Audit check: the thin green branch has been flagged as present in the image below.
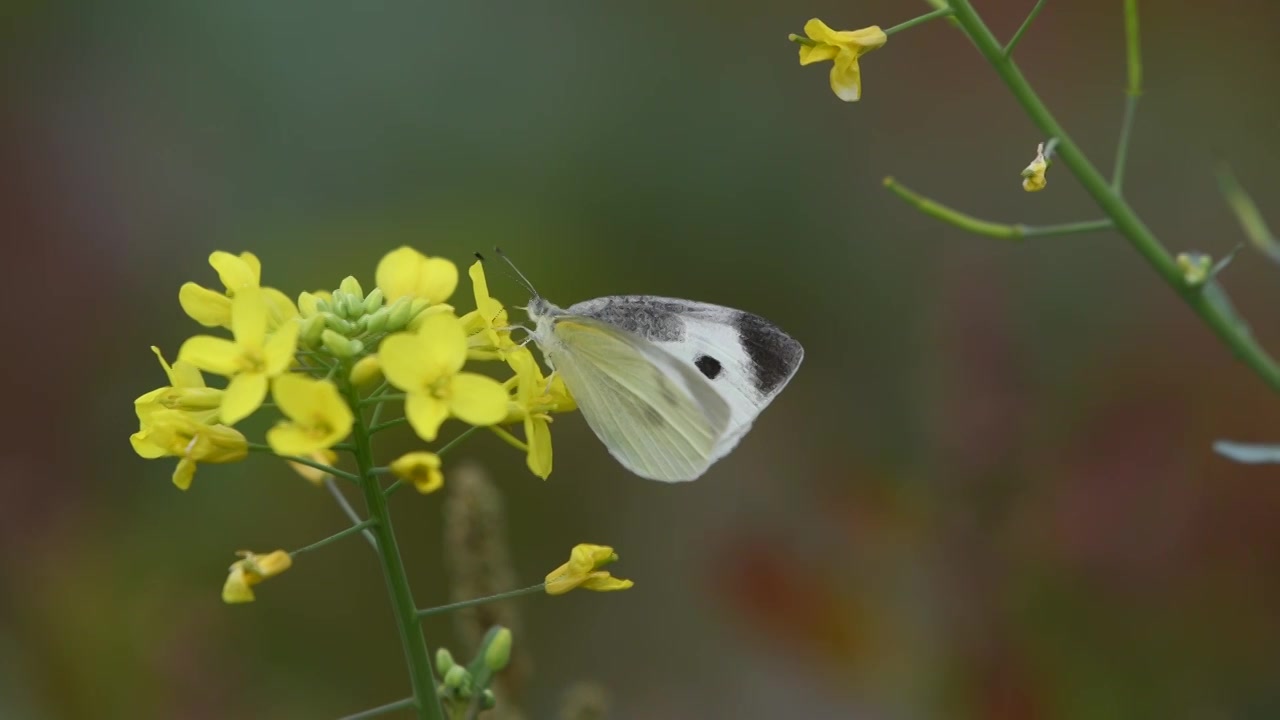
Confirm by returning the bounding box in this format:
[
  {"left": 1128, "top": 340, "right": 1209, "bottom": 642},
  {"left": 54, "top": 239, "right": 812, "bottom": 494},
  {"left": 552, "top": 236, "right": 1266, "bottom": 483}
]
[
  {"left": 246, "top": 444, "right": 361, "bottom": 484},
  {"left": 371, "top": 417, "right": 410, "bottom": 434},
  {"left": 883, "top": 177, "right": 1113, "bottom": 240},
  {"left": 883, "top": 6, "right": 954, "bottom": 36},
  {"left": 343, "top": 377, "right": 444, "bottom": 720},
  {"left": 290, "top": 519, "right": 376, "bottom": 558},
  {"left": 1217, "top": 165, "right": 1280, "bottom": 264},
  {"left": 325, "top": 477, "right": 378, "bottom": 549},
  {"left": 362, "top": 393, "right": 405, "bottom": 406},
  {"left": 338, "top": 697, "right": 416, "bottom": 720},
  {"left": 943, "top": 0, "right": 1280, "bottom": 393},
  {"left": 488, "top": 425, "right": 527, "bottom": 452},
  {"left": 1003, "top": 0, "right": 1048, "bottom": 58},
  {"left": 1112, "top": 0, "right": 1142, "bottom": 191},
  {"left": 417, "top": 584, "right": 546, "bottom": 619}
]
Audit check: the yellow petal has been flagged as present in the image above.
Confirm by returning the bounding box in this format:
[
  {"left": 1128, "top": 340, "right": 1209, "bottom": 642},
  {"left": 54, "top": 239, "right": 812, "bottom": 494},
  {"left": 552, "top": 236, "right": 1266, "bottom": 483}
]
[
  {"left": 579, "top": 574, "right": 634, "bottom": 592},
  {"left": 419, "top": 257, "right": 459, "bottom": 304},
  {"left": 389, "top": 451, "right": 444, "bottom": 494},
  {"left": 231, "top": 287, "right": 268, "bottom": 350},
  {"left": 447, "top": 373, "right": 510, "bottom": 427},
  {"left": 262, "top": 320, "right": 300, "bottom": 375},
  {"left": 525, "top": 416, "right": 552, "bottom": 479},
  {"left": 262, "top": 287, "right": 300, "bottom": 330},
  {"left": 829, "top": 52, "right": 863, "bottom": 102},
  {"left": 172, "top": 457, "right": 197, "bottom": 490},
  {"left": 239, "top": 252, "right": 262, "bottom": 283},
  {"left": 130, "top": 429, "right": 167, "bottom": 459},
  {"left": 468, "top": 260, "right": 492, "bottom": 305},
  {"left": 178, "top": 336, "right": 242, "bottom": 376},
  {"left": 289, "top": 449, "right": 338, "bottom": 485},
  {"left": 179, "top": 283, "right": 232, "bottom": 328},
  {"left": 221, "top": 372, "right": 269, "bottom": 425},
  {"left": 803, "top": 17, "right": 839, "bottom": 45},
  {"left": 209, "top": 251, "right": 260, "bottom": 292},
  {"left": 267, "top": 422, "right": 325, "bottom": 456},
  {"left": 376, "top": 247, "right": 458, "bottom": 304},
  {"left": 405, "top": 392, "right": 450, "bottom": 441},
  {"left": 350, "top": 355, "right": 382, "bottom": 386},
  {"left": 799, "top": 43, "right": 839, "bottom": 65},
  {"left": 222, "top": 566, "right": 255, "bottom": 602},
  {"left": 379, "top": 332, "right": 431, "bottom": 391},
  {"left": 414, "top": 313, "right": 469, "bottom": 378}
]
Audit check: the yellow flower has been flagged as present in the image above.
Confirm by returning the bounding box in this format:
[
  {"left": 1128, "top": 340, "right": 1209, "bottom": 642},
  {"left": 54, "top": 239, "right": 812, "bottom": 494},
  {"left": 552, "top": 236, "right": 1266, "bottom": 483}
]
[
  {"left": 130, "top": 409, "right": 247, "bottom": 490},
  {"left": 376, "top": 246, "right": 459, "bottom": 305},
  {"left": 349, "top": 355, "right": 382, "bottom": 386},
  {"left": 134, "top": 346, "right": 223, "bottom": 426},
  {"left": 795, "top": 19, "right": 886, "bottom": 102},
  {"left": 289, "top": 449, "right": 340, "bottom": 485},
  {"left": 503, "top": 346, "right": 575, "bottom": 479},
  {"left": 179, "top": 251, "right": 298, "bottom": 329},
  {"left": 545, "top": 544, "right": 634, "bottom": 595},
  {"left": 379, "top": 313, "right": 508, "bottom": 441},
  {"left": 460, "top": 261, "right": 516, "bottom": 360},
  {"left": 222, "top": 550, "right": 292, "bottom": 604},
  {"left": 178, "top": 287, "right": 300, "bottom": 425},
  {"left": 389, "top": 451, "right": 445, "bottom": 494},
  {"left": 1022, "top": 142, "right": 1049, "bottom": 192},
  {"left": 266, "top": 375, "right": 354, "bottom": 456}
]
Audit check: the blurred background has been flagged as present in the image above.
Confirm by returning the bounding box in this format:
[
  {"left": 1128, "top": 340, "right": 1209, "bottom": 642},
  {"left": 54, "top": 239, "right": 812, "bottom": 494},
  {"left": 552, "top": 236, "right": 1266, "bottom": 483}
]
[{"left": 6, "top": 0, "right": 1280, "bottom": 717}]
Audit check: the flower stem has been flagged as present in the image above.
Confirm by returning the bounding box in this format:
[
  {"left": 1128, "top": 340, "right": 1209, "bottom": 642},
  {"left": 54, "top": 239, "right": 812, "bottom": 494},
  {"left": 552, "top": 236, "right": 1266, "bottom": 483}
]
[
  {"left": 290, "top": 519, "right": 376, "bottom": 557},
  {"left": 339, "top": 697, "right": 416, "bottom": 720},
  {"left": 246, "top": 444, "right": 361, "bottom": 484},
  {"left": 1002, "top": 0, "right": 1048, "bottom": 58},
  {"left": 883, "top": 6, "right": 954, "bottom": 36},
  {"left": 1111, "top": 0, "right": 1142, "bottom": 191},
  {"left": 342, "top": 377, "right": 444, "bottom": 720},
  {"left": 943, "top": 0, "right": 1280, "bottom": 393},
  {"left": 325, "top": 477, "right": 378, "bottom": 549},
  {"left": 416, "top": 584, "right": 546, "bottom": 619},
  {"left": 883, "top": 176, "right": 1112, "bottom": 240}
]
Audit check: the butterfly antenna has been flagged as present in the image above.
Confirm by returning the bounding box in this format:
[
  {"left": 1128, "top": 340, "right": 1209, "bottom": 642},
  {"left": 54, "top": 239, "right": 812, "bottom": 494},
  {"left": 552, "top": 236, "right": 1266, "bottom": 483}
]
[{"left": 486, "top": 246, "right": 540, "bottom": 298}]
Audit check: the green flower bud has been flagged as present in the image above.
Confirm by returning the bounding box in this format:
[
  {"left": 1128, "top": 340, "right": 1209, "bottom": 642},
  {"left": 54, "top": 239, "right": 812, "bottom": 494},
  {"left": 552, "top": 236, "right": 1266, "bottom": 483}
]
[
  {"left": 300, "top": 315, "right": 326, "bottom": 347},
  {"left": 321, "top": 329, "right": 358, "bottom": 358},
  {"left": 435, "top": 648, "right": 456, "bottom": 674},
  {"left": 482, "top": 689, "right": 496, "bottom": 709},
  {"left": 483, "top": 627, "right": 512, "bottom": 673},
  {"left": 386, "top": 297, "right": 413, "bottom": 330},
  {"left": 339, "top": 275, "right": 364, "bottom": 303},
  {"left": 364, "top": 307, "right": 389, "bottom": 334},
  {"left": 409, "top": 297, "right": 431, "bottom": 318},
  {"left": 362, "top": 287, "right": 384, "bottom": 314},
  {"left": 324, "top": 314, "right": 355, "bottom": 335},
  {"left": 329, "top": 290, "right": 351, "bottom": 317},
  {"left": 443, "top": 665, "right": 471, "bottom": 695},
  {"left": 347, "top": 339, "right": 365, "bottom": 356},
  {"left": 1177, "top": 252, "right": 1213, "bottom": 287}
]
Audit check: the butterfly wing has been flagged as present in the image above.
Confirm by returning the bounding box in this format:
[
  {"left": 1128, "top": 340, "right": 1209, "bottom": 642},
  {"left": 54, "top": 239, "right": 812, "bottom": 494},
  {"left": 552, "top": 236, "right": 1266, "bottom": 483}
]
[
  {"left": 544, "top": 317, "right": 732, "bottom": 482},
  {"left": 564, "top": 296, "right": 804, "bottom": 459}
]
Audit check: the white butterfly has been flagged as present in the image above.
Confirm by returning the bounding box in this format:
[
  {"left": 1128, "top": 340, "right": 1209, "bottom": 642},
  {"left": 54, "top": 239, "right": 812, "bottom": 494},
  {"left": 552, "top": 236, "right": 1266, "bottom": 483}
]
[{"left": 495, "top": 253, "right": 804, "bottom": 482}]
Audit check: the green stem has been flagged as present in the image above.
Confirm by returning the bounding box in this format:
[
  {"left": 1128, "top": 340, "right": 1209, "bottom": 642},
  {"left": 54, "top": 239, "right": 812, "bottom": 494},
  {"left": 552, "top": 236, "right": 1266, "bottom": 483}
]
[
  {"left": 488, "top": 425, "right": 527, "bottom": 452},
  {"left": 291, "top": 519, "right": 376, "bottom": 557},
  {"left": 339, "top": 697, "right": 416, "bottom": 720},
  {"left": 384, "top": 426, "right": 483, "bottom": 498},
  {"left": 371, "top": 417, "right": 410, "bottom": 434},
  {"left": 1112, "top": 0, "right": 1142, "bottom": 191},
  {"left": 417, "top": 584, "right": 546, "bottom": 618},
  {"left": 1003, "top": 0, "right": 1048, "bottom": 58},
  {"left": 246, "top": 444, "right": 361, "bottom": 484},
  {"left": 325, "top": 477, "right": 378, "bottom": 549},
  {"left": 883, "top": 176, "right": 1112, "bottom": 240},
  {"left": 944, "top": 0, "right": 1280, "bottom": 393},
  {"left": 363, "top": 393, "right": 406, "bottom": 406},
  {"left": 343, "top": 377, "right": 444, "bottom": 720},
  {"left": 883, "top": 6, "right": 954, "bottom": 36}
]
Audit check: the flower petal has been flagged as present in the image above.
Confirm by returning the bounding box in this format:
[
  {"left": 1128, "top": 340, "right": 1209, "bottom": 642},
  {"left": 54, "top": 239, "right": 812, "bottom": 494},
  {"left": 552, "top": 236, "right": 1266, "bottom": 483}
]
[
  {"left": 263, "top": 287, "right": 300, "bottom": 329},
  {"left": 379, "top": 332, "right": 430, "bottom": 391},
  {"left": 448, "top": 373, "right": 510, "bottom": 427},
  {"left": 803, "top": 17, "right": 839, "bottom": 45},
  {"left": 419, "top": 257, "right": 459, "bottom": 304},
  {"left": 415, "top": 313, "right": 468, "bottom": 377},
  {"left": 222, "top": 566, "right": 255, "bottom": 603},
  {"left": 580, "top": 574, "right": 635, "bottom": 592},
  {"left": 231, "top": 287, "right": 268, "bottom": 350},
  {"left": 172, "top": 457, "right": 197, "bottom": 490},
  {"left": 799, "top": 43, "right": 839, "bottom": 65},
  {"left": 405, "top": 392, "right": 450, "bottom": 441},
  {"left": 210, "top": 251, "right": 260, "bottom": 292},
  {"left": 130, "top": 429, "right": 168, "bottom": 459},
  {"left": 262, "top": 320, "right": 300, "bottom": 375},
  {"left": 525, "top": 416, "right": 552, "bottom": 479},
  {"left": 222, "top": 372, "right": 268, "bottom": 425},
  {"left": 829, "top": 52, "right": 863, "bottom": 102},
  {"left": 267, "top": 422, "right": 323, "bottom": 456},
  {"left": 179, "top": 283, "right": 233, "bottom": 328},
  {"left": 178, "top": 336, "right": 242, "bottom": 376}
]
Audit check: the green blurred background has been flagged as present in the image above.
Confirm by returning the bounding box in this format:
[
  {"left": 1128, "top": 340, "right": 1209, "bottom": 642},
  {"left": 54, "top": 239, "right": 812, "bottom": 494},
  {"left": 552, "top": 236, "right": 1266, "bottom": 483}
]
[{"left": 6, "top": 0, "right": 1280, "bottom": 717}]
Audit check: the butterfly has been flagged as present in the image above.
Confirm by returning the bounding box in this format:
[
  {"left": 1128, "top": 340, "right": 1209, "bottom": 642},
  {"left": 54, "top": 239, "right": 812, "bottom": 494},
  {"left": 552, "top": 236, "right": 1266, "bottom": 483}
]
[{"left": 490, "top": 251, "right": 804, "bottom": 482}]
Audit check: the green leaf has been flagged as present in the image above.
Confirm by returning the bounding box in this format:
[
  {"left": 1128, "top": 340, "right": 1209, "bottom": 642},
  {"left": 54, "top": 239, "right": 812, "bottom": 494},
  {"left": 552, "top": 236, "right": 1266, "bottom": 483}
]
[{"left": 1213, "top": 440, "right": 1280, "bottom": 464}]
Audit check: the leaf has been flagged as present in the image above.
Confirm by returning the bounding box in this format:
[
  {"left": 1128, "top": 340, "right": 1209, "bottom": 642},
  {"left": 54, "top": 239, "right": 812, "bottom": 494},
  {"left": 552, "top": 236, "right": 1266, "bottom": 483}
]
[{"left": 1213, "top": 440, "right": 1280, "bottom": 464}]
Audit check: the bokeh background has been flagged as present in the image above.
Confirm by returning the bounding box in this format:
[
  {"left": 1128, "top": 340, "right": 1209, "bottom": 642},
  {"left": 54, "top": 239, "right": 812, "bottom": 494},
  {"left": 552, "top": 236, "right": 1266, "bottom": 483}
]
[{"left": 6, "top": 0, "right": 1280, "bottom": 717}]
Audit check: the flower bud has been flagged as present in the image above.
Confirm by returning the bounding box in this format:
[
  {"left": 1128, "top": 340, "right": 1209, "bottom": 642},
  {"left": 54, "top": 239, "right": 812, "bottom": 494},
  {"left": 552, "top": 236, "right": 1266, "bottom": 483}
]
[
  {"left": 324, "top": 314, "right": 355, "bottom": 335},
  {"left": 349, "top": 355, "right": 381, "bottom": 386},
  {"left": 443, "top": 665, "right": 470, "bottom": 694},
  {"left": 300, "top": 315, "right": 326, "bottom": 347},
  {"left": 1177, "top": 252, "right": 1213, "bottom": 287},
  {"left": 483, "top": 627, "right": 512, "bottom": 673},
  {"left": 339, "top": 275, "right": 364, "bottom": 303},
  {"left": 386, "top": 297, "right": 413, "bottom": 330},
  {"left": 362, "top": 287, "right": 384, "bottom": 314},
  {"left": 364, "top": 308, "right": 389, "bottom": 335},
  {"left": 322, "top": 329, "right": 358, "bottom": 358},
  {"left": 481, "top": 689, "right": 496, "bottom": 709},
  {"left": 435, "top": 648, "right": 456, "bottom": 674}
]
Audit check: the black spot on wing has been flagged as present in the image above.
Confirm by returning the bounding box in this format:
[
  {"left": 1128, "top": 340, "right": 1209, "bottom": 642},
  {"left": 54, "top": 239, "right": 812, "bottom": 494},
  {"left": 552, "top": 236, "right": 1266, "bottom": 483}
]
[
  {"left": 733, "top": 311, "right": 803, "bottom": 395},
  {"left": 694, "top": 354, "right": 722, "bottom": 379},
  {"left": 575, "top": 298, "right": 686, "bottom": 342}
]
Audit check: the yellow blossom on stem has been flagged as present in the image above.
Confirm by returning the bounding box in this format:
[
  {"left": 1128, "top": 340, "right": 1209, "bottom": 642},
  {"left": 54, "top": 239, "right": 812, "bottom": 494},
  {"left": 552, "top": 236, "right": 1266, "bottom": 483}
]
[
  {"left": 1022, "top": 142, "right": 1050, "bottom": 192},
  {"left": 222, "top": 550, "right": 292, "bottom": 604},
  {"left": 503, "top": 346, "right": 575, "bottom": 479},
  {"left": 289, "top": 449, "right": 339, "bottom": 485},
  {"left": 376, "top": 246, "right": 459, "bottom": 305},
  {"left": 134, "top": 346, "right": 223, "bottom": 426},
  {"left": 130, "top": 409, "right": 247, "bottom": 490},
  {"left": 545, "top": 544, "right": 634, "bottom": 595},
  {"left": 389, "top": 451, "right": 445, "bottom": 494},
  {"left": 794, "top": 19, "right": 887, "bottom": 102},
  {"left": 178, "top": 287, "right": 300, "bottom": 425},
  {"left": 266, "top": 375, "right": 354, "bottom": 456},
  {"left": 179, "top": 251, "right": 298, "bottom": 329},
  {"left": 460, "top": 260, "right": 516, "bottom": 359},
  {"left": 379, "top": 313, "right": 508, "bottom": 441}
]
